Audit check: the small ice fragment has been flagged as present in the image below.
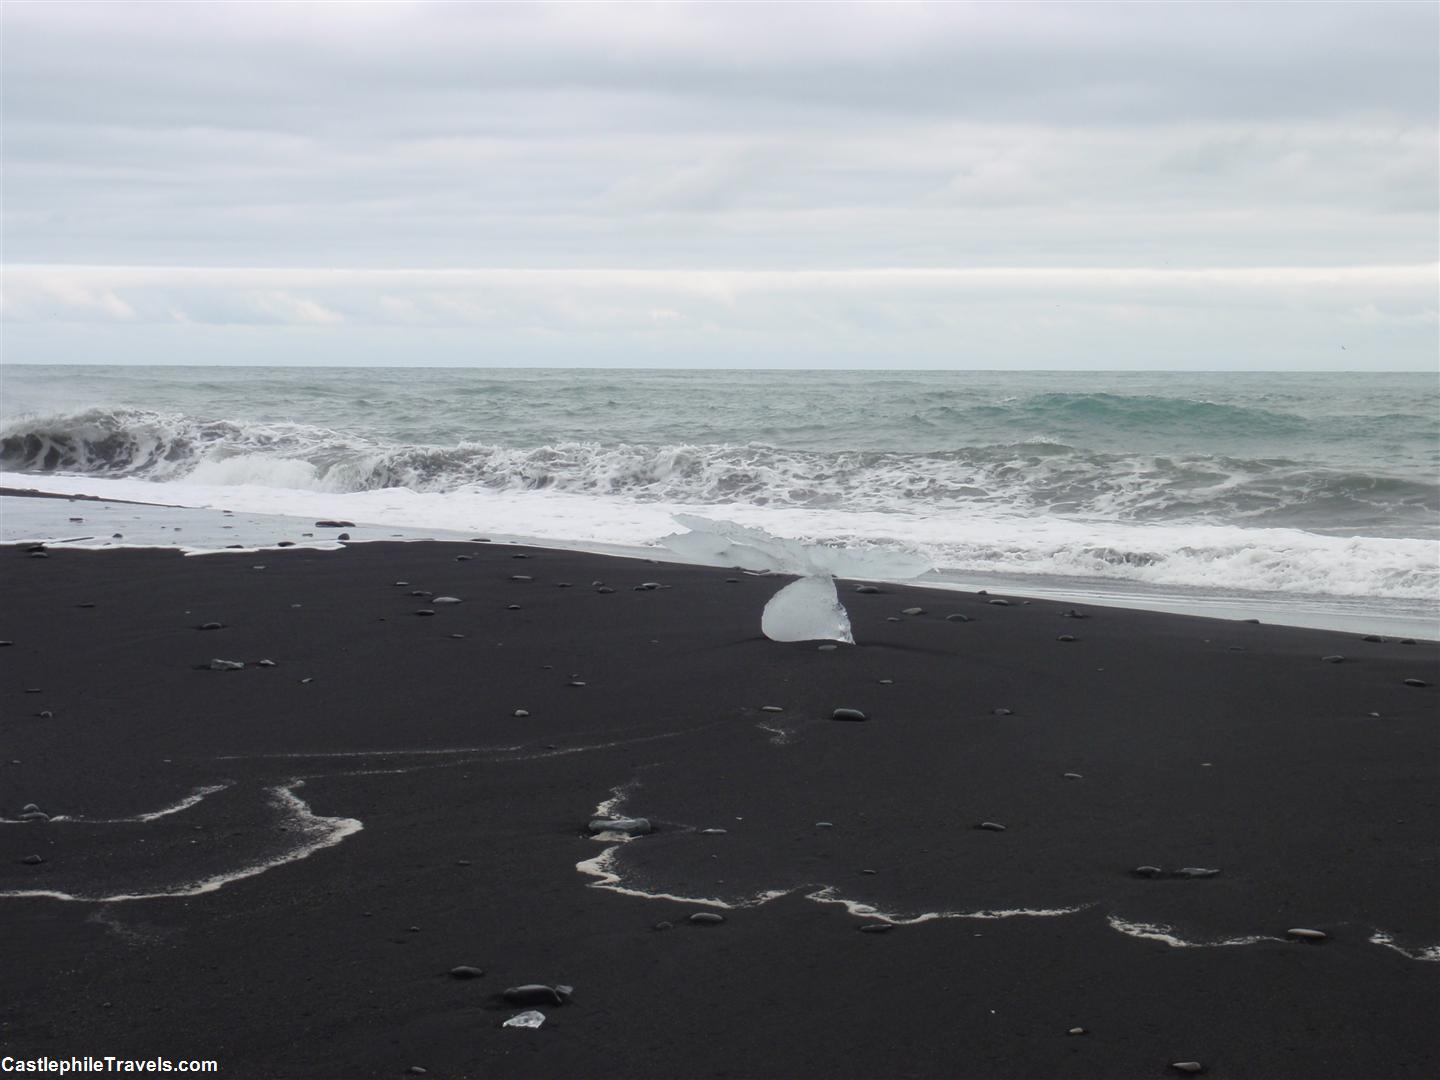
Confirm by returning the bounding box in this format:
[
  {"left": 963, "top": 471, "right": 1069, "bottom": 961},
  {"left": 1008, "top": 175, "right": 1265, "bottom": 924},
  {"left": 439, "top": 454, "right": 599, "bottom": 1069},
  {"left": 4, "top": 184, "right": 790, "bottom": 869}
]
[
  {"left": 762, "top": 576, "right": 853, "bottom": 644},
  {"left": 502, "top": 1010, "right": 545, "bottom": 1029}
]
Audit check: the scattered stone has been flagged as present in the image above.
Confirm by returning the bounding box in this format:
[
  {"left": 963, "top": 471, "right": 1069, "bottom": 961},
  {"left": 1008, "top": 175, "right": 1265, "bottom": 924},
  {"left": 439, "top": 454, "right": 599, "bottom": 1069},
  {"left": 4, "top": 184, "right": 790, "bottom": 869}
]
[
  {"left": 199, "top": 622, "right": 225, "bottom": 631},
  {"left": 432, "top": 596, "right": 462, "bottom": 604},
  {"left": 596, "top": 586, "right": 615, "bottom": 593},
  {"left": 507, "top": 604, "right": 521, "bottom": 610},
  {"left": 652, "top": 921, "right": 673, "bottom": 931},
  {"left": 208, "top": 659, "right": 245, "bottom": 671},
  {"left": 588, "top": 816, "right": 652, "bottom": 836},
  {"left": 504, "top": 984, "right": 565, "bottom": 1006},
  {"left": 394, "top": 581, "right": 410, "bottom": 587},
  {"left": 21, "top": 811, "right": 49, "bottom": 822},
  {"left": 1067, "top": 1027, "right": 1087, "bottom": 1036},
  {"left": 0, "top": 641, "right": 11, "bottom": 647},
  {"left": 977, "top": 821, "right": 1007, "bottom": 832},
  {"left": 37, "top": 711, "right": 53, "bottom": 719},
  {"left": 449, "top": 966, "right": 485, "bottom": 979},
  {"left": 818, "top": 644, "right": 838, "bottom": 651},
  {"left": 1322, "top": 655, "right": 1345, "bottom": 663},
  {"left": 944, "top": 613, "right": 971, "bottom": 622},
  {"left": 1400, "top": 638, "right": 1416, "bottom": 645},
  {"left": 414, "top": 610, "right": 436, "bottom": 617},
  {"left": 700, "top": 828, "right": 728, "bottom": 835},
  {"left": 555, "top": 582, "right": 571, "bottom": 588},
  {"left": 992, "top": 708, "right": 1013, "bottom": 716},
  {"left": 511, "top": 575, "right": 532, "bottom": 582},
  {"left": 901, "top": 607, "right": 925, "bottom": 616},
  {"left": 1361, "top": 635, "right": 1385, "bottom": 643},
  {"left": 21, "top": 854, "right": 44, "bottom": 865},
  {"left": 1060, "top": 610, "right": 1088, "bottom": 619},
  {"left": 1062, "top": 772, "right": 1083, "bottom": 780},
  {"left": 878, "top": 678, "right": 893, "bottom": 685},
  {"left": 987, "top": 598, "right": 1012, "bottom": 606},
  {"left": 276, "top": 541, "right": 295, "bottom": 548},
  {"left": 315, "top": 520, "right": 355, "bottom": 528},
  {"left": 1057, "top": 634, "right": 1076, "bottom": 642},
  {"left": 831, "top": 708, "right": 868, "bottom": 721},
  {"left": 409, "top": 590, "right": 433, "bottom": 597},
  {"left": 339, "top": 533, "right": 351, "bottom": 541},
  {"left": 760, "top": 705, "right": 784, "bottom": 712},
  {"left": 688, "top": 912, "right": 725, "bottom": 926},
  {"left": 1131, "top": 866, "right": 1165, "bottom": 878},
  {"left": 1171, "top": 867, "right": 1221, "bottom": 879},
  {"left": 1169, "top": 1063, "right": 1204, "bottom": 1075},
  {"left": 257, "top": 659, "right": 277, "bottom": 667},
  {"left": 513, "top": 709, "right": 530, "bottom": 718},
  {"left": 1286, "top": 927, "right": 1329, "bottom": 941},
  {"left": 885, "top": 617, "right": 899, "bottom": 622},
  {"left": 1402, "top": 678, "right": 1428, "bottom": 687},
  {"left": 857, "top": 923, "right": 892, "bottom": 934},
  {"left": 854, "top": 585, "right": 880, "bottom": 594}
]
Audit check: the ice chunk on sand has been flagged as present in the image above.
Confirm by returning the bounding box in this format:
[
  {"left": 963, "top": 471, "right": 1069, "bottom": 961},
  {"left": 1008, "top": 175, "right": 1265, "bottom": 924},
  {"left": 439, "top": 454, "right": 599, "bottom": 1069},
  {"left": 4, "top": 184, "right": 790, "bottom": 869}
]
[
  {"left": 661, "top": 516, "right": 930, "bottom": 644},
  {"left": 762, "top": 575, "right": 854, "bottom": 644}
]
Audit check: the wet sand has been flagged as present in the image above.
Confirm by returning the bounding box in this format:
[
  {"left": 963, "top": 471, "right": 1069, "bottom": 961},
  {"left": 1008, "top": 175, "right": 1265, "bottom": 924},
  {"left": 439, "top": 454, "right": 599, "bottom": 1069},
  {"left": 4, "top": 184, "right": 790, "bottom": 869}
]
[{"left": 1, "top": 536, "right": 1436, "bottom": 1078}]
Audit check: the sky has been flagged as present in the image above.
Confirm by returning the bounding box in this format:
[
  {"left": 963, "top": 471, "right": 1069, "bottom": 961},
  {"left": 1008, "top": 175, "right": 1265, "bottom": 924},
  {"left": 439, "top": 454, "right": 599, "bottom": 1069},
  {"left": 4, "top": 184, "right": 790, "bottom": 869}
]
[{"left": 2, "top": 0, "right": 1436, "bottom": 370}]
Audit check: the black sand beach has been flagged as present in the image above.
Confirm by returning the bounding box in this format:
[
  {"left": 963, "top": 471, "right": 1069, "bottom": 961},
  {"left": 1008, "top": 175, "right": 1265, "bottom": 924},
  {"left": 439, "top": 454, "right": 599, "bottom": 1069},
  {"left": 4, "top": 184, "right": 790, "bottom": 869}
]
[{"left": 2, "top": 528, "right": 1436, "bottom": 1079}]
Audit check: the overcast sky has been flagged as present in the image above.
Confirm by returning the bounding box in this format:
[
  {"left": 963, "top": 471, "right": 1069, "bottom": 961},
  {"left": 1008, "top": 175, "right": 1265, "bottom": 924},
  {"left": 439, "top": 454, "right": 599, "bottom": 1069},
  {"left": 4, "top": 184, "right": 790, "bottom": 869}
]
[{"left": 2, "top": 0, "right": 1436, "bottom": 369}]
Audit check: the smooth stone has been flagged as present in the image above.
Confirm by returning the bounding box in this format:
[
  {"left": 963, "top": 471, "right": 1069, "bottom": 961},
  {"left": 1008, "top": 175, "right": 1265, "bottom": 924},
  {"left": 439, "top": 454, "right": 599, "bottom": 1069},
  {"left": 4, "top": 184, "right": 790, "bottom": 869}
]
[
  {"left": 901, "top": 607, "right": 924, "bottom": 615},
  {"left": 878, "top": 678, "right": 893, "bottom": 685},
  {"left": 21, "top": 811, "right": 49, "bottom": 822},
  {"left": 725, "top": 578, "right": 739, "bottom": 584},
  {"left": 977, "top": 821, "right": 1007, "bottom": 831},
  {"left": 1067, "top": 1027, "right": 1087, "bottom": 1036},
  {"left": 1361, "top": 635, "right": 1384, "bottom": 643},
  {"left": 817, "top": 644, "right": 838, "bottom": 651},
  {"left": 1171, "top": 867, "right": 1221, "bottom": 878},
  {"left": 432, "top": 596, "right": 462, "bottom": 604},
  {"left": 208, "top": 659, "right": 244, "bottom": 671},
  {"left": 688, "top": 912, "right": 725, "bottom": 925},
  {"left": 414, "top": 610, "right": 436, "bottom": 617},
  {"left": 513, "top": 709, "right": 530, "bottom": 718},
  {"left": 653, "top": 921, "right": 673, "bottom": 931},
  {"left": 1057, "top": 634, "right": 1076, "bottom": 642},
  {"left": 77, "top": 602, "right": 95, "bottom": 608},
  {"left": 1287, "top": 927, "right": 1329, "bottom": 941},
  {"left": 340, "top": 534, "right": 352, "bottom": 541},
  {"left": 555, "top": 582, "right": 571, "bottom": 588},
  {"left": 987, "top": 598, "right": 1012, "bottom": 606},
  {"left": 1131, "top": 865, "right": 1165, "bottom": 878},
  {"left": 885, "top": 617, "right": 900, "bottom": 622},
  {"left": 857, "top": 923, "right": 892, "bottom": 933},
  {"left": 22, "top": 854, "right": 44, "bottom": 865},
  {"left": 700, "top": 828, "right": 728, "bottom": 835},
  {"left": 199, "top": 622, "right": 225, "bottom": 630},
  {"left": 24, "top": 688, "right": 41, "bottom": 693},
  {"left": 854, "top": 585, "right": 880, "bottom": 594},
  {"left": 760, "top": 705, "right": 784, "bottom": 712},
  {"left": 449, "top": 966, "right": 485, "bottom": 979},
  {"left": 0, "top": 641, "right": 11, "bottom": 647},
  {"left": 859, "top": 868, "right": 877, "bottom": 875},
  {"left": 815, "top": 822, "right": 834, "bottom": 828},
  {"left": 1321, "top": 655, "right": 1345, "bottom": 663},
  {"left": 511, "top": 553, "right": 530, "bottom": 558},
  {"left": 29, "top": 552, "right": 48, "bottom": 559},
  {"left": 503, "top": 985, "right": 564, "bottom": 1006},
  {"left": 22, "top": 804, "right": 39, "bottom": 813},
  {"left": 408, "top": 1068, "right": 428, "bottom": 1075},
  {"left": 511, "top": 575, "right": 532, "bottom": 582},
  {"left": 276, "top": 541, "right": 295, "bottom": 547},
  {"left": 409, "top": 590, "right": 433, "bottom": 597},
  {"left": 315, "top": 520, "right": 355, "bottom": 528},
  {"left": 639, "top": 582, "right": 661, "bottom": 590},
  {"left": 944, "top": 614, "right": 971, "bottom": 622},
  {"left": 588, "top": 816, "right": 651, "bottom": 836},
  {"left": 1169, "top": 1064, "right": 1204, "bottom": 1075},
  {"left": 1402, "top": 678, "right": 1428, "bottom": 687},
  {"left": 394, "top": 581, "right": 410, "bottom": 586},
  {"left": 596, "top": 586, "right": 615, "bottom": 593},
  {"left": 507, "top": 604, "right": 521, "bottom": 610},
  {"left": 1062, "top": 772, "right": 1083, "bottom": 779},
  {"left": 37, "top": 711, "right": 53, "bottom": 719},
  {"left": 449, "top": 633, "right": 465, "bottom": 639},
  {"left": 992, "top": 708, "right": 1013, "bottom": 716},
  {"left": 831, "top": 708, "right": 868, "bottom": 721},
  {"left": 567, "top": 680, "right": 586, "bottom": 686},
  {"left": 257, "top": 659, "right": 277, "bottom": 667},
  {"left": 1060, "top": 610, "right": 1088, "bottom": 619}
]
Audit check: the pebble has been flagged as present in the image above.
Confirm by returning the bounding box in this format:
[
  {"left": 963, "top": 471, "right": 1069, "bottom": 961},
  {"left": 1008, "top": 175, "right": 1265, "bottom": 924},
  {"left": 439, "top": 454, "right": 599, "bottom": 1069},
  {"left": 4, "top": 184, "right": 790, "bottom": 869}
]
[
  {"left": 276, "top": 541, "right": 295, "bottom": 547},
  {"left": 1131, "top": 866, "right": 1165, "bottom": 878},
  {"left": 1402, "top": 678, "right": 1428, "bottom": 687},
  {"left": 885, "top": 617, "right": 900, "bottom": 622},
  {"left": 653, "top": 921, "right": 674, "bottom": 931},
  {"left": 688, "top": 912, "right": 725, "bottom": 925},
  {"left": 945, "top": 613, "right": 971, "bottom": 622},
  {"left": 992, "top": 708, "right": 1013, "bottom": 716},
  {"left": 21, "top": 811, "right": 49, "bottom": 822},
  {"left": 507, "top": 604, "right": 521, "bottom": 610},
  {"left": 1067, "top": 1027, "right": 1087, "bottom": 1036},
  {"left": 503, "top": 985, "right": 566, "bottom": 1006},
  {"left": 588, "top": 816, "right": 651, "bottom": 836},
  {"left": 394, "top": 581, "right": 410, "bottom": 586},
  {"left": 407, "top": 1068, "right": 427, "bottom": 1076},
  {"left": 513, "top": 709, "right": 530, "bottom": 718},
  {"left": 901, "top": 607, "right": 924, "bottom": 615},
  {"left": 37, "top": 711, "right": 53, "bottom": 719},
  {"left": 409, "top": 590, "right": 433, "bottom": 597},
  {"left": 1171, "top": 867, "right": 1221, "bottom": 878},
  {"left": 1060, "top": 610, "right": 1088, "bottom": 619},
  {"left": 511, "top": 553, "right": 531, "bottom": 559},
  {"left": 340, "top": 534, "right": 352, "bottom": 541},
  {"left": 854, "top": 585, "right": 880, "bottom": 594},
  {"left": 208, "top": 659, "right": 245, "bottom": 671},
  {"left": 432, "top": 596, "right": 462, "bottom": 604},
  {"left": 199, "top": 622, "right": 225, "bottom": 631},
  {"left": 857, "top": 923, "right": 892, "bottom": 934},
  {"left": 1322, "top": 655, "right": 1345, "bottom": 663},
  {"left": 1169, "top": 1063, "right": 1204, "bottom": 1075},
  {"left": 1062, "top": 772, "right": 1083, "bottom": 780},
  {"left": 638, "top": 582, "right": 661, "bottom": 590},
  {"left": 760, "top": 705, "right": 784, "bottom": 712},
  {"left": 817, "top": 643, "right": 838, "bottom": 651},
  {"left": 257, "top": 659, "right": 276, "bottom": 667},
  {"left": 450, "top": 633, "right": 465, "bottom": 639},
  {"left": 0, "top": 641, "right": 11, "bottom": 647},
  {"left": 414, "top": 610, "right": 436, "bottom": 617},
  {"left": 22, "top": 804, "right": 39, "bottom": 812},
  {"left": 1057, "top": 634, "right": 1076, "bottom": 642},
  {"left": 315, "top": 520, "right": 355, "bottom": 528},
  {"left": 29, "top": 552, "right": 48, "bottom": 559},
  {"left": 511, "top": 575, "right": 532, "bottom": 582},
  {"left": 1286, "top": 927, "right": 1328, "bottom": 941},
  {"left": 596, "top": 586, "right": 615, "bottom": 593},
  {"left": 556, "top": 582, "right": 571, "bottom": 588},
  {"left": 24, "top": 688, "right": 41, "bottom": 694},
  {"left": 878, "top": 678, "right": 893, "bottom": 685},
  {"left": 987, "top": 598, "right": 1012, "bottom": 606},
  {"left": 1361, "top": 635, "right": 1385, "bottom": 643},
  {"left": 567, "top": 679, "right": 586, "bottom": 687},
  {"left": 725, "top": 578, "right": 739, "bottom": 584},
  {"left": 449, "top": 966, "right": 485, "bottom": 979},
  {"left": 977, "top": 821, "right": 1007, "bottom": 831},
  {"left": 831, "top": 708, "right": 868, "bottom": 721},
  {"left": 1400, "top": 638, "right": 1416, "bottom": 645},
  {"left": 21, "top": 854, "right": 44, "bottom": 865},
  {"left": 700, "top": 828, "right": 728, "bottom": 835},
  {"left": 77, "top": 602, "right": 95, "bottom": 609}
]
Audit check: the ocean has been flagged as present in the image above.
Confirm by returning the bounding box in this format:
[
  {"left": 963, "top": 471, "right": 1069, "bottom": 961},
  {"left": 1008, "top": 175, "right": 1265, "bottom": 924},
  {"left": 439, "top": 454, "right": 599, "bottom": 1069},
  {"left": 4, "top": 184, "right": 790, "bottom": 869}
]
[{"left": 2, "top": 365, "right": 1436, "bottom": 635}]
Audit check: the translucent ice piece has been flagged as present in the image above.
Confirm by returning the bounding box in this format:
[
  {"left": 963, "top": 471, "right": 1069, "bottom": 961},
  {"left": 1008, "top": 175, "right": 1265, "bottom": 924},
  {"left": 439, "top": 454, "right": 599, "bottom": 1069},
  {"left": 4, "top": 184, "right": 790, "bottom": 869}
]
[
  {"left": 503, "top": 1010, "right": 546, "bottom": 1029},
  {"left": 663, "top": 515, "right": 932, "bottom": 580},
  {"left": 761, "top": 575, "right": 854, "bottom": 644}
]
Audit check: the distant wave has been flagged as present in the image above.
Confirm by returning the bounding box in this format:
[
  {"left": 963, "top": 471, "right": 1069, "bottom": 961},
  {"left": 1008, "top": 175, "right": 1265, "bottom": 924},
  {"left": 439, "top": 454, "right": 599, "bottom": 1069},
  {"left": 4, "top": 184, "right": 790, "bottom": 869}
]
[{"left": 3, "top": 407, "right": 1436, "bottom": 539}]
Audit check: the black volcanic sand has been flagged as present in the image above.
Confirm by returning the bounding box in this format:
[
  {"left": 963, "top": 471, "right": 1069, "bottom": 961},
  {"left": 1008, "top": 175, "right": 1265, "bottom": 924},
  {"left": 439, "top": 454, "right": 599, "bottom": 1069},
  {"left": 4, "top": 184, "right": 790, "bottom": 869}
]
[{"left": 1, "top": 538, "right": 1436, "bottom": 1079}]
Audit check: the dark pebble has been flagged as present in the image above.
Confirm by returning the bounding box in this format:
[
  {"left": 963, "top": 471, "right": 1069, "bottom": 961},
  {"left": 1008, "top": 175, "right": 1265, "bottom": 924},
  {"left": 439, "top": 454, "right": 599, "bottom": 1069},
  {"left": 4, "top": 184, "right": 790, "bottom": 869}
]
[
  {"left": 596, "top": 586, "right": 614, "bottom": 593},
  {"left": 76, "top": 602, "right": 95, "bottom": 608},
  {"left": 857, "top": 923, "right": 892, "bottom": 934},
  {"left": 977, "top": 821, "right": 1007, "bottom": 831},
  {"left": 901, "top": 607, "right": 924, "bottom": 616},
  {"left": 992, "top": 708, "right": 1013, "bottom": 716},
  {"left": 315, "top": 520, "right": 355, "bottom": 528},
  {"left": 987, "top": 598, "right": 1011, "bottom": 606},
  {"left": 1321, "top": 655, "right": 1345, "bottom": 663},
  {"left": 409, "top": 590, "right": 432, "bottom": 597},
  {"left": 854, "top": 585, "right": 880, "bottom": 594},
  {"left": 1286, "top": 927, "right": 1328, "bottom": 941},
  {"left": 831, "top": 708, "right": 868, "bottom": 721},
  {"left": 449, "top": 966, "right": 485, "bottom": 979},
  {"left": 507, "top": 604, "right": 521, "bottom": 610},
  {"left": 1361, "top": 635, "right": 1385, "bottom": 643},
  {"left": 945, "top": 613, "right": 971, "bottom": 622},
  {"left": 1131, "top": 865, "right": 1165, "bottom": 878},
  {"left": 503, "top": 985, "right": 564, "bottom": 1006},
  {"left": 0, "top": 641, "right": 12, "bottom": 647},
  {"left": 414, "top": 610, "right": 436, "bottom": 617},
  {"left": 276, "top": 541, "right": 295, "bottom": 547},
  {"left": 511, "top": 553, "right": 530, "bottom": 559},
  {"left": 1403, "top": 678, "right": 1428, "bottom": 687},
  {"left": 339, "top": 533, "right": 352, "bottom": 541},
  {"left": 1400, "top": 638, "right": 1416, "bottom": 645},
  {"left": 1169, "top": 1064, "right": 1204, "bottom": 1075},
  {"left": 257, "top": 659, "right": 277, "bottom": 667},
  {"left": 199, "top": 622, "right": 225, "bottom": 631},
  {"left": 21, "top": 854, "right": 44, "bottom": 865},
  {"left": 1057, "top": 634, "right": 1076, "bottom": 642},
  {"left": 511, "top": 575, "right": 532, "bottom": 582},
  {"left": 653, "top": 921, "right": 674, "bottom": 931},
  {"left": 556, "top": 582, "right": 571, "bottom": 588},
  {"left": 688, "top": 912, "right": 726, "bottom": 925},
  {"left": 37, "top": 711, "right": 53, "bottom": 719},
  {"left": 1060, "top": 609, "right": 1088, "bottom": 619},
  {"left": 1171, "top": 867, "right": 1221, "bottom": 878}
]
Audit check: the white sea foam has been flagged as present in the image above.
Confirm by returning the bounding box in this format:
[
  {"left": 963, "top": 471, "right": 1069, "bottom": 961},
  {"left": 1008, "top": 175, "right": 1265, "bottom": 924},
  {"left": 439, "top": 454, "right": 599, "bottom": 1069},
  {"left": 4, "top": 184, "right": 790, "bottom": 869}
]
[
  {"left": 0, "top": 783, "right": 361, "bottom": 903},
  {"left": 1368, "top": 931, "right": 1440, "bottom": 962},
  {"left": 0, "top": 784, "right": 232, "bottom": 825},
  {"left": 1105, "top": 915, "right": 1281, "bottom": 948}
]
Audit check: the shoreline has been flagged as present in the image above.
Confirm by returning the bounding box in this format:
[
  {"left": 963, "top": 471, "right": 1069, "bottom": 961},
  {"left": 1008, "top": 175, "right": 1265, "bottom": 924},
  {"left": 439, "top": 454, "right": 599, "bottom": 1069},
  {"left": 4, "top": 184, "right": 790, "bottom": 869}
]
[{"left": 2, "top": 537, "right": 1436, "bottom": 1077}]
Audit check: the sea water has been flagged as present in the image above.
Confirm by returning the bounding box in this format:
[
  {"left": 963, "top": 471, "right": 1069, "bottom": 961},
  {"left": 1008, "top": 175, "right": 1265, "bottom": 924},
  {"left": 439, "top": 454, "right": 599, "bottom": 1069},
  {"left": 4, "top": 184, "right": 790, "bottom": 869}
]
[{"left": 1, "top": 366, "right": 1435, "bottom": 634}]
